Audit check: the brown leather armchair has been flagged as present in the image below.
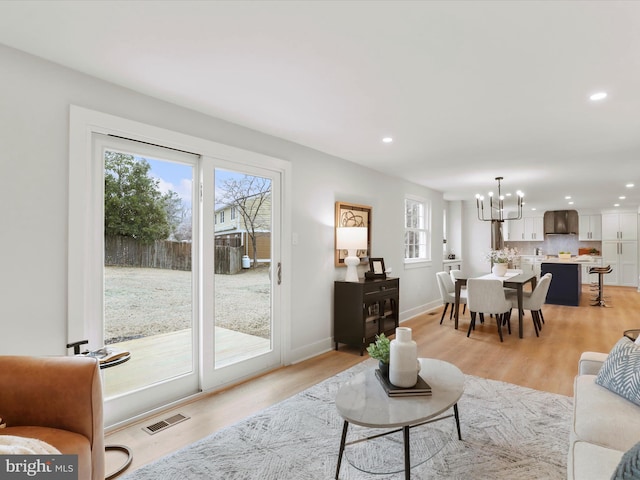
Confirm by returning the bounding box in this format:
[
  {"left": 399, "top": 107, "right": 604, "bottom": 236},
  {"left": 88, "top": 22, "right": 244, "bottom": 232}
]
[{"left": 0, "top": 355, "right": 104, "bottom": 480}]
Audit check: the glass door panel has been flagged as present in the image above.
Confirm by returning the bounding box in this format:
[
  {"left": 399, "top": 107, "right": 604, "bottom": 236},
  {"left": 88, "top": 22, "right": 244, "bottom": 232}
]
[
  {"left": 95, "top": 133, "right": 199, "bottom": 424},
  {"left": 213, "top": 169, "right": 273, "bottom": 368}
]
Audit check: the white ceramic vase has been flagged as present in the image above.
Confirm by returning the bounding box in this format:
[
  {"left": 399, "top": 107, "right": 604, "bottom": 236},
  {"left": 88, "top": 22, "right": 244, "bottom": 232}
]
[
  {"left": 389, "top": 327, "right": 420, "bottom": 388},
  {"left": 492, "top": 263, "right": 508, "bottom": 277}
]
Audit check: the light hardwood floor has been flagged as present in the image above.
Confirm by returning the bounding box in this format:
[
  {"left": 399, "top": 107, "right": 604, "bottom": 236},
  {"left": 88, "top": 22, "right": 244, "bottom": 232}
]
[{"left": 105, "top": 284, "right": 640, "bottom": 476}]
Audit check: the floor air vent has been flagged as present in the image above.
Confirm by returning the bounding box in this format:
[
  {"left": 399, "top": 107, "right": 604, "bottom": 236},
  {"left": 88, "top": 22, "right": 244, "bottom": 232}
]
[{"left": 143, "top": 413, "right": 190, "bottom": 435}]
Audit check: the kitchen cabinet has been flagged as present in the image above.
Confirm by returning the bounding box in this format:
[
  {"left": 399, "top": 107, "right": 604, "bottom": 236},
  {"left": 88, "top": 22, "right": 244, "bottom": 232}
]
[
  {"left": 602, "top": 213, "right": 637, "bottom": 241},
  {"left": 581, "top": 265, "right": 594, "bottom": 285},
  {"left": 602, "top": 240, "right": 638, "bottom": 287},
  {"left": 579, "top": 214, "right": 602, "bottom": 241},
  {"left": 443, "top": 259, "right": 461, "bottom": 272},
  {"left": 524, "top": 216, "right": 544, "bottom": 241},
  {"left": 601, "top": 213, "right": 638, "bottom": 287},
  {"left": 505, "top": 216, "right": 543, "bottom": 241},
  {"left": 334, "top": 277, "right": 399, "bottom": 355},
  {"left": 504, "top": 218, "right": 523, "bottom": 241},
  {"left": 541, "top": 262, "right": 581, "bottom": 306},
  {"left": 519, "top": 255, "right": 543, "bottom": 278}
]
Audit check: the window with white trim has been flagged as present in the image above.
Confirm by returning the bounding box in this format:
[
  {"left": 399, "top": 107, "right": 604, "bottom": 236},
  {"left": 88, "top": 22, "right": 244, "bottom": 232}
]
[{"left": 404, "top": 196, "right": 430, "bottom": 262}]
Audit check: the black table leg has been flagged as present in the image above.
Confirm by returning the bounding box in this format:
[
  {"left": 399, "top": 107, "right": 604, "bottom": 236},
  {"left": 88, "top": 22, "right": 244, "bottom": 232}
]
[
  {"left": 453, "top": 403, "right": 462, "bottom": 440},
  {"left": 335, "top": 420, "right": 349, "bottom": 479},
  {"left": 403, "top": 425, "right": 411, "bottom": 479}
]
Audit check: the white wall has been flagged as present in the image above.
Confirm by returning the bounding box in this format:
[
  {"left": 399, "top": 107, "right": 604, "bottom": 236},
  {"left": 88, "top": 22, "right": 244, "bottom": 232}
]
[
  {"left": 462, "top": 200, "right": 493, "bottom": 276},
  {"left": 0, "top": 44, "right": 444, "bottom": 360},
  {"left": 445, "top": 200, "right": 462, "bottom": 261}
]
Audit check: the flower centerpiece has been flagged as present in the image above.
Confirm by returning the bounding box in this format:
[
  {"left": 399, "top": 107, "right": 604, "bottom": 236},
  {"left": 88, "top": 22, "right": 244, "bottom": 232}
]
[{"left": 485, "top": 247, "right": 518, "bottom": 277}]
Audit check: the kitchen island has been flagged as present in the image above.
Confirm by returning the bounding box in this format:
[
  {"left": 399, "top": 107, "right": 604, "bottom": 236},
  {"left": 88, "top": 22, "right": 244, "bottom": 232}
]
[{"left": 541, "top": 260, "right": 583, "bottom": 306}]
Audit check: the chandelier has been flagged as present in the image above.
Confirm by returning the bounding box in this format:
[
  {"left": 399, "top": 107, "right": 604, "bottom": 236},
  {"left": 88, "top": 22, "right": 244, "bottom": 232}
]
[{"left": 476, "top": 177, "right": 524, "bottom": 222}]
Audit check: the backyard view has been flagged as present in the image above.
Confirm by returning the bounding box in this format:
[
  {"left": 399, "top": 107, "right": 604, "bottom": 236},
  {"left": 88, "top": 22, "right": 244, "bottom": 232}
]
[
  {"left": 101, "top": 144, "right": 274, "bottom": 398},
  {"left": 104, "top": 265, "right": 271, "bottom": 343}
]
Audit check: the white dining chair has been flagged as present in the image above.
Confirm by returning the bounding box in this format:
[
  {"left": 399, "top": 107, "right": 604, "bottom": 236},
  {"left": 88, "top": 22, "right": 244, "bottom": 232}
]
[
  {"left": 450, "top": 269, "right": 464, "bottom": 284},
  {"left": 507, "top": 273, "right": 552, "bottom": 337},
  {"left": 466, "top": 278, "right": 512, "bottom": 342},
  {"left": 436, "top": 271, "right": 467, "bottom": 324}
]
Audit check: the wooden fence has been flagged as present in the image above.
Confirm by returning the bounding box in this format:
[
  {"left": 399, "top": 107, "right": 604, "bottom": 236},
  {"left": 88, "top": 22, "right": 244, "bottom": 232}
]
[
  {"left": 105, "top": 236, "right": 243, "bottom": 273},
  {"left": 105, "top": 236, "right": 192, "bottom": 270},
  {"left": 215, "top": 245, "right": 242, "bottom": 274}
]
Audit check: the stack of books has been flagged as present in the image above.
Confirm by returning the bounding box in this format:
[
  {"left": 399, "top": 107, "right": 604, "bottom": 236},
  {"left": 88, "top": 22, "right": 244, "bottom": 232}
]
[{"left": 375, "top": 369, "right": 432, "bottom": 397}]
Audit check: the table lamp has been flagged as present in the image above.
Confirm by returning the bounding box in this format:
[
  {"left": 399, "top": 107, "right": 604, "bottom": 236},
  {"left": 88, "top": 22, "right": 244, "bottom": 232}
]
[{"left": 336, "top": 227, "right": 368, "bottom": 282}]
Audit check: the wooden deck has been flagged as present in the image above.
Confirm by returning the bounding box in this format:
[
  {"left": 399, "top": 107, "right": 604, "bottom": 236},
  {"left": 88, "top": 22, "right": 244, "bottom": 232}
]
[{"left": 103, "top": 328, "right": 270, "bottom": 398}]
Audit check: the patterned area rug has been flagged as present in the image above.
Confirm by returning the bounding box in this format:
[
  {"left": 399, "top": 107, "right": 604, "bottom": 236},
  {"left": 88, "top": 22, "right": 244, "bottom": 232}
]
[{"left": 123, "top": 360, "right": 572, "bottom": 479}]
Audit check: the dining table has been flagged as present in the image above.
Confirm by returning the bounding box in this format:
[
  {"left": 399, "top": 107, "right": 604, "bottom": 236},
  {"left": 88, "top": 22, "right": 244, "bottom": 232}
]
[{"left": 453, "top": 271, "right": 538, "bottom": 339}]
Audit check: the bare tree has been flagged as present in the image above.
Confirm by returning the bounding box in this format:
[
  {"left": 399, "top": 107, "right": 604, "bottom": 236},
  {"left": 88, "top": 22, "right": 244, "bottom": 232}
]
[{"left": 216, "top": 175, "right": 271, "bottom": 268}]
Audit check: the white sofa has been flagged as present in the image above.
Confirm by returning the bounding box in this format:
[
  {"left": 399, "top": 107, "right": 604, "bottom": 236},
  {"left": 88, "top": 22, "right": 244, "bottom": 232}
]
[{"left": 568, "top": 351, "right": 640, "bottom": 479}]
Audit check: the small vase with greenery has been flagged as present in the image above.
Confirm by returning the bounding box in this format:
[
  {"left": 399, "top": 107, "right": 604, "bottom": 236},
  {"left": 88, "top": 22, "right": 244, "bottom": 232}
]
[{"left": 367, "top": 333, "right": 390, "bottom": 377}]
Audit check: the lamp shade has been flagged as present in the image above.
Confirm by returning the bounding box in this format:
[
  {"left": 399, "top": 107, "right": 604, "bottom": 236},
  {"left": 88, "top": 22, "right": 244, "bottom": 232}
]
[{"left": 336, "top": 227, "right": 368, "bottom": 250}]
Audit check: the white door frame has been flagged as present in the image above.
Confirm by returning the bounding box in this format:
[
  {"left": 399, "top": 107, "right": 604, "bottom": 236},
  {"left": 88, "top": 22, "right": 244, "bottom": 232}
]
[{"left": 69, "top": 105, "right": 292, "bottom": 426}]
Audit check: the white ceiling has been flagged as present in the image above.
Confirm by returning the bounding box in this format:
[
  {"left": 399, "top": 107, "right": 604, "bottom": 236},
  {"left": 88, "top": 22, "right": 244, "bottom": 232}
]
[{"left": 1, "top": 0, "right": 639, "bottom": 213}]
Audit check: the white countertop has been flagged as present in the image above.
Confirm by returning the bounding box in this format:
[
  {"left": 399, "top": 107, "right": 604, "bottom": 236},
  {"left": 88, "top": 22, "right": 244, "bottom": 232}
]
[
  {"left": 541, "top": 256, "right": 602, "bottom": 266},
  {"left": 443, "top": 259, "right": 462, "bottom": 264}
]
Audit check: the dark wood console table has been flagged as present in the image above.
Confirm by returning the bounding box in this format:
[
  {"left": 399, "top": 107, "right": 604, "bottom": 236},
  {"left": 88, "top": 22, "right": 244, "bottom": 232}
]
[{"left": 334, "top": 277, "right": 399, "bottom": 354}]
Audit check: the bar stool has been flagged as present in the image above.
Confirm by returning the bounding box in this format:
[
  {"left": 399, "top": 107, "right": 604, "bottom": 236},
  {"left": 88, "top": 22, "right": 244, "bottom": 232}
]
[{"left": 589, "top": 265, "right": 612, "bottom": 307}]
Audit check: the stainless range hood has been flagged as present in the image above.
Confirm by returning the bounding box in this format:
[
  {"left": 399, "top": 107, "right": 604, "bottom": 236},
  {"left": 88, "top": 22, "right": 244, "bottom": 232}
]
[{"left": 544, "top": 210, "right": 579, "bottom": 235}]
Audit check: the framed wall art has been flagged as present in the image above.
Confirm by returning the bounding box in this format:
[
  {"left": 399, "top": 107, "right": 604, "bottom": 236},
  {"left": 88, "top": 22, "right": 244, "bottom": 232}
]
[{"left": 335, "top": 201, "right": 372, "bottom": 267}]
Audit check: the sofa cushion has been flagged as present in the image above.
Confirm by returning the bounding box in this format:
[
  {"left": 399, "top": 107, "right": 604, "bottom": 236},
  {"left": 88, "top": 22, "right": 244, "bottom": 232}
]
[
  {"left": 579, "top": 351, "right": 608, "bottom": 376},
  {"left": 611, "top": 441, "right": 640, "bottom": 480},
  {"left": 596, "top": 337, "right": 640, "bottom": 407},
  {"left": 568, "top": 440, "right": 623, "bottom": 480},
  {"left": 573, "top": 374, "right": 640, "bottom": 452}
]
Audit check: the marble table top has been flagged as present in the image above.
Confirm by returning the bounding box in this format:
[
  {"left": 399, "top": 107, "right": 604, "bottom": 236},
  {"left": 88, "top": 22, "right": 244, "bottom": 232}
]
[{"left": 335, "top": 358, "right": 464, "bottom": 428}]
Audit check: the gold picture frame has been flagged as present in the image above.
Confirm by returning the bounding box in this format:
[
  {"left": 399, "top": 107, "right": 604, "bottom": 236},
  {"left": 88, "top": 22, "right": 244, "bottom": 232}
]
[{"left": 335, "top": 201, "right": 372, "bottom": 267}]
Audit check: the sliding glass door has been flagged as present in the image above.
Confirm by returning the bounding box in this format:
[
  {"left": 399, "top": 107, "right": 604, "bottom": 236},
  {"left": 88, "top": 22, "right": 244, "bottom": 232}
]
[
  {"left": 69, "top": 107, "right": 289, "bottom": 426},
  {"left": 81, "top": 132, "right": 284, "bottom": 425}
]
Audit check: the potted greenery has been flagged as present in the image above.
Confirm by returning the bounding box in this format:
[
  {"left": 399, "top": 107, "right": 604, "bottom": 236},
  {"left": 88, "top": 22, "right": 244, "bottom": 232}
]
[{"left": 367, "top": 333, "right": 390, "bottom": 377}]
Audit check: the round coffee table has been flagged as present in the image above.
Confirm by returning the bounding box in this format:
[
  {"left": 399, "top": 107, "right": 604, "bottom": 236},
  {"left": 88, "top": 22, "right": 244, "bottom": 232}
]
[{"left": 334, "top": 358, "right": 464, "bottom": 480}]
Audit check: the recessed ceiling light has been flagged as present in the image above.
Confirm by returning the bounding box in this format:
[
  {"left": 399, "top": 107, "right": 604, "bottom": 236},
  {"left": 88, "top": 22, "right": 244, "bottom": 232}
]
[
  {"left": 531, "top": 207, "right": 537, "bottom": 211},
  {"left": 589, "top": 92, "right": 607, "bottom": 101},
  {"left": 565, "top": 196, "right": 572, "bottom": 200},
  {"left": 626, "top": 183, "right": 635, "bottom": 188},
  {"left": 619, "top": 196, "right": 626, "bottom": 200},
  {"left": 382, "top": 137, "right": 393, "bottom": 144},
  {"left": 614, "top": 203, "right": 620, "bottom": 207},
  {"left": 568, "top": 201, "right": 574, "bottom": 205}
]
